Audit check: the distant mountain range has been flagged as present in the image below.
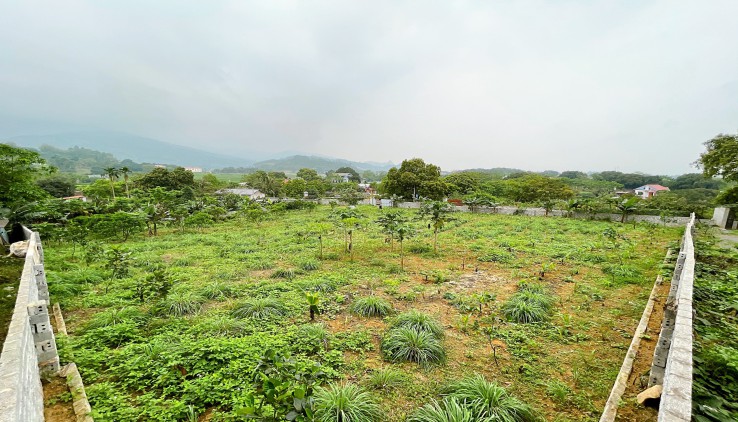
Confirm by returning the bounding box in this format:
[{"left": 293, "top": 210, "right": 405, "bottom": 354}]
[
  {"left": 252, "top": 155, "right": 395, "bottom": 174},
  {"left": 8, "top": 131, "right": 253, "bottom": 169},
  {"left": 5, "top": 131, "right": 396, "bottom": 173}
]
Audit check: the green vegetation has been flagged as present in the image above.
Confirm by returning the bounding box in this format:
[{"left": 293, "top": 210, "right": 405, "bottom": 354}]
[
  {"left": 350, "top": 296, "right": 393, "bottom": 317},
  {"left": 0, "top": 259, "right": 23, "bottom": 344},
  {"left": 381, "top": 326, "right": 447, "bottom": 367},
  {"left": 443, "top": 374, "right": 537, "bottom": 421},
  {"left": 390, "top": 310, "right": 445, "bottom": 338},
  {"left": 692, "top": 234, "right": 738, "bottom": 421},
  {"left": 313, "top": 383, "right": 382, "bottom": 422},
  {"left": 38, "top": 203, "right": 679, "bottom": 421}
]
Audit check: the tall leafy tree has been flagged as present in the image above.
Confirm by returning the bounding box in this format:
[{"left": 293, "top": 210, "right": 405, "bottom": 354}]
[
  {"left": 334, "top": 166, "right": 360, "bottom": 182},
  {"left": 296, "top": 168, "right": 321, "bottom": 182},
  {"left": 0, "top": 144, "right": 52, "bottom": 209},
  {"left": 382, "top": 158, "right": 449, "bottom": 200},
  {"left": 242, "top": 171, "right": 284, "bottom": 197},
  {"left": 697, "top": 133, "right": 738, "bottom": 205},
  {"left": 698, "top": 133, "right": 738, "bottom": 181}
]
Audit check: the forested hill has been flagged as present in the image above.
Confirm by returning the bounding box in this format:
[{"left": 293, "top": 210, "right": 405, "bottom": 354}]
[
  {"left": 251, "top": 155, "right": 395, "bottom": 173},
  {"left": 31, "top": 145, "right": 143, "bottom": 174},
  {"left": 8, "top": 131, "right": 252, "bottom": 169}
]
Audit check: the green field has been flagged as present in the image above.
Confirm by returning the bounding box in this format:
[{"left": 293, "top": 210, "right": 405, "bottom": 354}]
[{"left": 45, "top": 206, "right": 681, "bottom": 421}]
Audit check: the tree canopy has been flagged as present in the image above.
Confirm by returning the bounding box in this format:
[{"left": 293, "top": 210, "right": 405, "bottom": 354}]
[
  {"left": 382, "top": 158, "right": 449, "bottom": 201},
  {"left": 135, "top": 167, "right": 196, "bottom": 191},
  {"left": 697, "top": 133, "right": 738, "bottom": 182},
  {"left": 0, "top": 143, "right": 52, "bottom": 208},
  {"left": 333, "top": 167, "right": 360, "bottom": 182}
]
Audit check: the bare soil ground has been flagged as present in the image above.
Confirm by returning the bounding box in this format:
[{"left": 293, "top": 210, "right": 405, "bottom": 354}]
[{"left": 43, "top": 375, "right": 76, "bottom": 422}]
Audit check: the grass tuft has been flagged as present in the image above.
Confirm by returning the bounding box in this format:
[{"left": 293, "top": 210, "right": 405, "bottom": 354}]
[
  {"left": 366, "top": 368, "right": 406, "bottom": 390},
  {"left": 443, "top": 374, "right": 538, "bottom": 421},
  {"left": 390, "top": 310, "right": 444, "bottom": 338},
  {"left": 351, "top": 296, "right": 393, "bottom": 317},
  {"left": 408, "top": 398, "right": 475, "bottom": 422},
  {"left": 381, "top": 327, "right": 446, "bottom": 367},
  {"left": 231, "top": 297, "right": 286, "bottom": 319},
  {"left": 313, "top": 383, "right": 382, "bottom": 422},
  {"left": 160, "top": 292, "right": 204, "bottom": 317}
]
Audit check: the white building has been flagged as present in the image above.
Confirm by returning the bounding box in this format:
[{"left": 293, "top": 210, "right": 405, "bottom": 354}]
[{"left": 634, "top": 184, "right": 670, "bottom": 198}]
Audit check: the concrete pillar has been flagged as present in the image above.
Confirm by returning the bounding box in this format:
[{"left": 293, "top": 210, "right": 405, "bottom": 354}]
[
  {"left": 27, "top": 301, "right": 60, "bottom": 374},
  {"left": 712, "top": 207, "right": 735, "bottom": 229}
]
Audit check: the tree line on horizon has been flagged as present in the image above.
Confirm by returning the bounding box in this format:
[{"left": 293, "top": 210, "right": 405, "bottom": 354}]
[{"left": 2, "top": 132, "right": 736, "bottom": 230}]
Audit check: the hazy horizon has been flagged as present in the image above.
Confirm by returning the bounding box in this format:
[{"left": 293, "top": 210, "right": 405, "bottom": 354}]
[{"left": 2, "top": 1, "right": 737, "bottom": 174}]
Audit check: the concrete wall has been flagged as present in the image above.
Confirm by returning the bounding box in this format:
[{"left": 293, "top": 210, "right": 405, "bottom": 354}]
[
  {"left": 712, "top": 206, "right": 735, "bottom": 229},
  {"left": 655, "top": 214, "right": 695, "bottom": 421},
  {"left": 0, "top": 229, "right": 58, "bottom": 422}
]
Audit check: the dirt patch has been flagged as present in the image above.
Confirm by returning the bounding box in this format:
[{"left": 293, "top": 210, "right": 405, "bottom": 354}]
[{"left": 43, "top": 375, "right": 76, "bottom": 422}]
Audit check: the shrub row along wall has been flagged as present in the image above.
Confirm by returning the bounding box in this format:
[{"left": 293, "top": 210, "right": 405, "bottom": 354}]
[
  {"left": 396, "top": 202, "right": 694, "bottom": 226},
  {"left": 0, "top": 227, "right": 59, "bottom": 422},
  {"left": 650, "top": 214, "right": 695, "bottom": 421},
  {"left": 308, "top": 196, "right": 695, "bottom": 226}
]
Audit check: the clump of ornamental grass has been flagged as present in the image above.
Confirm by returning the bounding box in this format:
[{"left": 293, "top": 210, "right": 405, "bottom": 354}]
[
  {"left": 350, "top": 296, "right": 393, "bottom": 317},
  {"left": 390, "top": 310, "right": 444, "bottom": 338},
  {"left": 231, "top": 297, "right": 286, "bottom": 319},
  {"left": 443, "top": 374, "right": 538, "bottom": 421},
  {"left": 408, "top": 398, "right": 475, "bottom": 422},
  {"left": 160, "top": 291, "right": 204, "bottom": 317},
  {"left": 313, "top": 383, "right": 382, "bottom": 422},
  {"left": 381, "top": 326, "right": 446, "bottom": 367},
  {"left": 366, "top": 368, "right": 407, "bottom": 390}
]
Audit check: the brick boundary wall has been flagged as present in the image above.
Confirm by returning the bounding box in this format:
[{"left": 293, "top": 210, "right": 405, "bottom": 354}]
[{"left": 0, "top": 227, "right": 59, "bottom": 422}]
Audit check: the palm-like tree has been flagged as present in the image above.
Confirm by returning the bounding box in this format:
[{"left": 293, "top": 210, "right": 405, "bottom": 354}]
[
  {"left": 419, "top": 201, "right": 454, "bottom": 253},
  {"left": 119, "top": 166, "right": 131, "bottom": 198},
  {"left": 102, "top": 167, "right": 120, "bottom": 199},
  {"left": 616, "top": 197, "right": 640, "bottom": 223},
  {"left": 395, "top": 223, "right": 415, "bottom": 271},
  {"left": 376, "top": 210, "right": 406, "bottom": 250}
]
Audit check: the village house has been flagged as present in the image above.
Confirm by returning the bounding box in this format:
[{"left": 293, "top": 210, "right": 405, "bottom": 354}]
[
  {"left": 634, "top": 184, "right": 670, "bottom": 198},
  {"left": 217, "top": 188, "right": 266, "bottom": 200}
]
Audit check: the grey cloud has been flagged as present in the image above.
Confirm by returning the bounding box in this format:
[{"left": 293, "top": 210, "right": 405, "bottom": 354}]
[{"left": 1, "top": 0, "right": 736, "bottom": 174}]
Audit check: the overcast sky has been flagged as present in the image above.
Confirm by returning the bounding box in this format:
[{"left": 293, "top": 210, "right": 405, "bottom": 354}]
[{"left": 1, "top": 1, "right": 737, "bottom": 174}]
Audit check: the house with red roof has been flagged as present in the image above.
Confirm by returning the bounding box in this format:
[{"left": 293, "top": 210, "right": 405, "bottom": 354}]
[{"left": 634, "top": 184, "right": 670, "bottom": 199}]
